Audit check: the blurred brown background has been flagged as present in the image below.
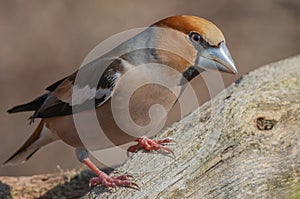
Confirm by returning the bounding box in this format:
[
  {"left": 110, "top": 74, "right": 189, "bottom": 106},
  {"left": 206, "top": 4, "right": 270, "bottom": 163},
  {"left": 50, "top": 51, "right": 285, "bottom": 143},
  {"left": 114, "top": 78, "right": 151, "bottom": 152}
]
[{"left": 0, "top": 0, "right": 299, "bottom": 176}]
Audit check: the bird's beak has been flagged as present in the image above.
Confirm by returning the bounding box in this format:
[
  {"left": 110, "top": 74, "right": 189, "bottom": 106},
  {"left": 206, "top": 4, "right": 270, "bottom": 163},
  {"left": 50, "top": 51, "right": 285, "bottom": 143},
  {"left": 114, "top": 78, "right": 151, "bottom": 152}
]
[{"left": 197, "top": 41, "right": 238, "bottom": 74}]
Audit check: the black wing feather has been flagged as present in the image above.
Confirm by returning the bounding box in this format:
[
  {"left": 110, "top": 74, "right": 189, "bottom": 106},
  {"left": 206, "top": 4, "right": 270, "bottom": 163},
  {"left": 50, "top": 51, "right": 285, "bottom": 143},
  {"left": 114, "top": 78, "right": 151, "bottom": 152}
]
[
  {"left": 7, "top": 93, "right": 49, "bottom": 113},
  {"left": 45, "top": 77, "right": 68, "bottom": 91}
]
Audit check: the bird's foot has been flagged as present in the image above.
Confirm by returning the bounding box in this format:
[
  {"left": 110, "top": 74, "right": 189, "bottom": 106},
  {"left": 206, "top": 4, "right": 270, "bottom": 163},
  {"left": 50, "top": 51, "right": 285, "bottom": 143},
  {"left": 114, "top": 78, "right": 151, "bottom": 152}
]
[
  {"left": 127, "top": 136, "right": 175, "bottom": 156},
  {"left": 82, "top": 157, "right": 139, "bottom": 190},
  {"left": 89, "top": 173, "right": 139, "bottom": 190}
]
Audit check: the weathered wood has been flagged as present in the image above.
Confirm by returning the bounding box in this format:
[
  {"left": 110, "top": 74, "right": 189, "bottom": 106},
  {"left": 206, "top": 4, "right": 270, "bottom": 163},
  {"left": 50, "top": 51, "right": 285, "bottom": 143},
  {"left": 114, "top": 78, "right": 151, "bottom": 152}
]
[{"left": 83, "top": 55, "right": 300, "bottom": 199}]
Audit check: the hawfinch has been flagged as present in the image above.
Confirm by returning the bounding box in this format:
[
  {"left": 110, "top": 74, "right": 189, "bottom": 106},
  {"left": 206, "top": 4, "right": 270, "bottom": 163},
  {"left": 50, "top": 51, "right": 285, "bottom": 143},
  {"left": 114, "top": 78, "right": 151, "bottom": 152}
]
[{"left": 5, "top": 15, "right": 237, "bottom": 189}]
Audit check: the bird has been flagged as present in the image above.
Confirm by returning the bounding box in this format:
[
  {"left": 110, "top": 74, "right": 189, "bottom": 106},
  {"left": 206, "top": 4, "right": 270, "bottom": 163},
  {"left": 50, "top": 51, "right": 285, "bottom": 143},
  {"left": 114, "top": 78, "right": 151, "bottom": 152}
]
[{"left": 4, "top": 15, "right": 237, "bottom": 189}]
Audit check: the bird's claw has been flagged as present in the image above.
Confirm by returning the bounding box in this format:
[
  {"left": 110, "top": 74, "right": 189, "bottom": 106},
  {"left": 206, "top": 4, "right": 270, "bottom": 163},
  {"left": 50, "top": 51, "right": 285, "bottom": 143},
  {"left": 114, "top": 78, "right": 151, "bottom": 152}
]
[
  {"left": 129, "top": 182, "right": 140, "bottom": 190},
  {"left": 89, "top": 174, "right": 139, "bottom": 190},
  {"left": 127, "top": 136, "right": 175, "bottom": 157},
  {"left": 156, "top": 137, "right": 177, "bottom": 145}
]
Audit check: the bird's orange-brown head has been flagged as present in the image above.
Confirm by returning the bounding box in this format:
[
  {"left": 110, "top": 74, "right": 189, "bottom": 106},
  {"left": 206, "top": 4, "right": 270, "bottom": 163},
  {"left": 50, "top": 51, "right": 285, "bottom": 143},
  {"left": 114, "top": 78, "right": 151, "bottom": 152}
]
[
  {"left": 152, "top": 15, "right": 237, "bottom": 75},
  {"left": 155, "top": 15, "right": 225, "bottom": 47}
]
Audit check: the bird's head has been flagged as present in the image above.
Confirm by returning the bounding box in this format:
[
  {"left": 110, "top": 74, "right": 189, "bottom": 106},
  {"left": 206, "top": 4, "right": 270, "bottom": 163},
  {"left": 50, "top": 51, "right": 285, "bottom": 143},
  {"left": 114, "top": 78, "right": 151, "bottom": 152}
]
[{"left": 152, "top": 15, "right": 237, "bottom": 75}]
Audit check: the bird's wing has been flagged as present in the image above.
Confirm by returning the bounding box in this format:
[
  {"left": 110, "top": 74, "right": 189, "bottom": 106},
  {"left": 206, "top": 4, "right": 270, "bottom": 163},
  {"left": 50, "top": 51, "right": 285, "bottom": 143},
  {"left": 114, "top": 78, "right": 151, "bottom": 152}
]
[
  {"left": 45, "top": 76, "right": 69, "bottom": 91},
  {"left": 34, "top": 58, "right": 122, "bottom": 119}
]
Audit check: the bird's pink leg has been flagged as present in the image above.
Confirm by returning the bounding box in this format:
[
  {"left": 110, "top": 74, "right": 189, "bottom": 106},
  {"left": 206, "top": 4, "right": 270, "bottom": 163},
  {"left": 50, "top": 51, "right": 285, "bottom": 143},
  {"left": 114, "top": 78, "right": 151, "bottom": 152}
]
[
  {"left": 82, "top": 158, "right": 138, "bottom": 189},
  {"left": 127, "top": 136, "right": 175, "bottom": 156}
]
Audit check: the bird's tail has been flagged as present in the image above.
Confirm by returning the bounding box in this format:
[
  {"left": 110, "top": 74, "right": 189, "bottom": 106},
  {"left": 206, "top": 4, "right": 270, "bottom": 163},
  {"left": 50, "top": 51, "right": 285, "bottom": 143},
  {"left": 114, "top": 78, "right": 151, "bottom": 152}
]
[
  {"left": 3, "top": 120, "right": 58, "bottom": 166},
  {"left": 7, "top": 93, "right": 48, "bottom": 114}
]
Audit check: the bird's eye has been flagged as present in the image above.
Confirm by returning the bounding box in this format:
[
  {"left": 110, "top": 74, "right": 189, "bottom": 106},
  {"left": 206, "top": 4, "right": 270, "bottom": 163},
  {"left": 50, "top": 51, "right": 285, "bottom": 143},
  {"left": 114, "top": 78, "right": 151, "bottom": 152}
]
[{"left": 189, "top": 32, "right": 202, "bottom": 43}]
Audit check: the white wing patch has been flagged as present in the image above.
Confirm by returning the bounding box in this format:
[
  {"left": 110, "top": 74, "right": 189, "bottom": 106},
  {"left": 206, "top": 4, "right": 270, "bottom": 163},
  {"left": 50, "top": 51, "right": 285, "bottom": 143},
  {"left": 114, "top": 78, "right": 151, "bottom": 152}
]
[
  {"left": 71, "top": 85, "right": 97, "bottom": 105},
  {"left": 70, "top": 72, "right": 121, "bottom": 106}
]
